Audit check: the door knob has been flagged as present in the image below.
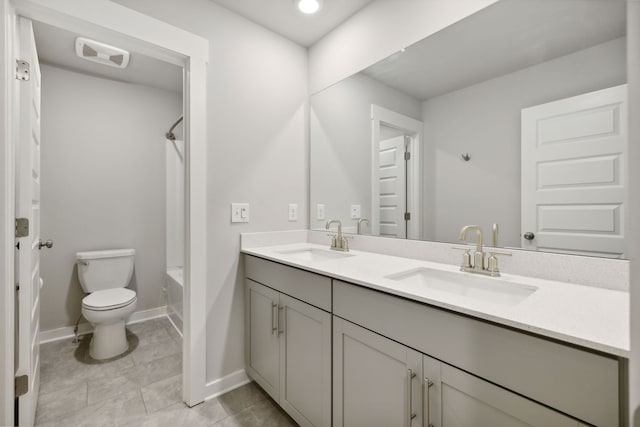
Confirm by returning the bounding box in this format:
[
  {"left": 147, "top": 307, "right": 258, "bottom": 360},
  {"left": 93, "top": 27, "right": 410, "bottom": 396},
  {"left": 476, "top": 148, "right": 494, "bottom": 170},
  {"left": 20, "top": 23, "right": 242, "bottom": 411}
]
[
  {"left": 38, "top": 239, "right": 53, "bottom": 250},
  {"left": 523, "top": 232, "right": 535, "bottom": 241}
]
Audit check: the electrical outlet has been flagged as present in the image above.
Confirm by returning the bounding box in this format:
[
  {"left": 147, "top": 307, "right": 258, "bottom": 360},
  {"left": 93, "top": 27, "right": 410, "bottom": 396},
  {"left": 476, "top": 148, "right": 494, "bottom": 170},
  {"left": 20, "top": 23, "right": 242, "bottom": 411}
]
[
  {"left": 288, "top": 203, "right": 298, "bottom": 221},
  {"left": 231, "top": 203, "right": 250, "bottom": 223},
  {"left": 350, "top": 204, "right": 361, "bottom": 219},
  {"left": 316, "top": 204, "right": 325, "bottom": 220}
]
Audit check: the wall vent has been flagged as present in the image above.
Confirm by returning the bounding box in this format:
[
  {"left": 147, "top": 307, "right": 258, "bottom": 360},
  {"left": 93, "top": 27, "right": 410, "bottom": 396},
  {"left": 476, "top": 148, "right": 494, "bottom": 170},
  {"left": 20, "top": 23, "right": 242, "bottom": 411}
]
[{"left": 74, "top": 37, "right": 130, "bottom": 69}]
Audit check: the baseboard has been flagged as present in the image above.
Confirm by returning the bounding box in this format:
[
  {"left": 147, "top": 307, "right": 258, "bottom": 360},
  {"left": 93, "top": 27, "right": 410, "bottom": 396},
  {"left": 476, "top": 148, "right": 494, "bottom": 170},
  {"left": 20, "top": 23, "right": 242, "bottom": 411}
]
[
  {"left": 126, "top": 306, "right": 168, "bottom": 325},
  {"left": 39, "top": 305, "right": 169, "bottom": 344},
  {"left": 204, "top": 369, "right": 251, "bottom": 401}
]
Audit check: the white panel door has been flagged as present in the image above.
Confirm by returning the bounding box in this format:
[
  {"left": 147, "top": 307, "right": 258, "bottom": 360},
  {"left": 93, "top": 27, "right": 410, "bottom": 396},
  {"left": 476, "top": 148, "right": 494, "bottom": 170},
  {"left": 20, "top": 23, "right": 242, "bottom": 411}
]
[
  {"left": 521, "top": 85, "right": 627, "bottom": 258},
  {"left": 15, "top": 16, "right": 42, "bottom": 427},
  {"left": 279, "top": 294, "right": 331, "bottom": 427},
  {"left": 377, "top": 136, "right": 407, "bottom": 238}
]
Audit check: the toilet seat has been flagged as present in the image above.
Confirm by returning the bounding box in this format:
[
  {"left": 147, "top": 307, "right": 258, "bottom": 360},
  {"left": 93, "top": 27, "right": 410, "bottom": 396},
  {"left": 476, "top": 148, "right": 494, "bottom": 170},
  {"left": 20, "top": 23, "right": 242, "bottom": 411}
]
[{"left": 82, "top": 288, "right": 136, "bottom": 311}]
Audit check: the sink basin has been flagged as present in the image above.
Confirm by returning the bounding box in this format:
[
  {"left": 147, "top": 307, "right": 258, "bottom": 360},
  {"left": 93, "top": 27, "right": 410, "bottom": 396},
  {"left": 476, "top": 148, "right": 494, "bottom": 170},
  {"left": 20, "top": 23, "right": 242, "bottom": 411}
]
[
  {"left": 385, "top": 267, "right": 537, "bottom": 306},
  {"left": 277, "top": 248, "right": 355, "bottom": 262}
]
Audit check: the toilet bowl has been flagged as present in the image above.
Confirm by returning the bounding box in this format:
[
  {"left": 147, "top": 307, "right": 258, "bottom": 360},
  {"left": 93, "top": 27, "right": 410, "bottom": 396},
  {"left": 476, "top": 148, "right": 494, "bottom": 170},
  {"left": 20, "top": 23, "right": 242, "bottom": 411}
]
[{"left": 76, "top": 249, "right": 137, "bottom": 360}]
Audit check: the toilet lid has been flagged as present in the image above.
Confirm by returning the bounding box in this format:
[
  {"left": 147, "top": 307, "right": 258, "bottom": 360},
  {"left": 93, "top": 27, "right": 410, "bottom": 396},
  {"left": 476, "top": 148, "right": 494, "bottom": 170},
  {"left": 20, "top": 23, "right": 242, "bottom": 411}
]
[{"left": 83, "top": 288, "right": 136, "bottom": 311}]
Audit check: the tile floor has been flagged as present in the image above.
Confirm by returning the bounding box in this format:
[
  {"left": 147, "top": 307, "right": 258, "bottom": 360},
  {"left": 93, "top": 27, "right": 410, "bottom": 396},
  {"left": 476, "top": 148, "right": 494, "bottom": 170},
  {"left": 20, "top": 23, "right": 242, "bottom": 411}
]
[{"left": 35, "top": 317, "right": 297, "bottom": 427}]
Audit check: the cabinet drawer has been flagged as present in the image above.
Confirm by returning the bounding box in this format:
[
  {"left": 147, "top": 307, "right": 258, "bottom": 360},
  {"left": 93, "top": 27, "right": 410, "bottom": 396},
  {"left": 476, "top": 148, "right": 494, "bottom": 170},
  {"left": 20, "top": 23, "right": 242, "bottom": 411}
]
[
  {"left": 245, "top": 255, "right": 331, "bottom": 311},
  {"left": 333, "top": 280, "right": 620, "bottom": 427}
]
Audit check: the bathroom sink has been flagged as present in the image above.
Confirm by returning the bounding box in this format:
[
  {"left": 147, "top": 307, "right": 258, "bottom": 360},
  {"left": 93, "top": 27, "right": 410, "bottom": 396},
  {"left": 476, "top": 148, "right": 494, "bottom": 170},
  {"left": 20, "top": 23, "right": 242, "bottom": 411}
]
[
  {"left": 385, "top": 267, "right": 537, "bottom": 306},
  {"left": 277, "top": 247, "right": 355, "bottom": 262}
]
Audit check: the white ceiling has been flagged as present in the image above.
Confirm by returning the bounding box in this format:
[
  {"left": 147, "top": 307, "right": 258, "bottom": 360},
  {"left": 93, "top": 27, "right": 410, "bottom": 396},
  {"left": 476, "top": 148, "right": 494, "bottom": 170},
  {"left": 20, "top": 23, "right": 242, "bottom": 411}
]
[
  {"left": 363, "top": 0, "right": 626, "bottom": 100},
  {"left": 33, "top": 21, "right": 183, "bottom": 94},
  {"left": 208, "top": 0, "right": 373, "bottom": 47}
]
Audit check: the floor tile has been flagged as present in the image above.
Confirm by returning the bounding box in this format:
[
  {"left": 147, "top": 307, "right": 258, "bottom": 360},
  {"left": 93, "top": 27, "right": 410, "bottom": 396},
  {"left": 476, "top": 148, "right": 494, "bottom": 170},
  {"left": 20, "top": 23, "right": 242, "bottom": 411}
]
[
  {"left": 141, "top": 374, "right": 183, "bottom": 413},
  {"left": 249, "top": 399, "right": 297, "bottom": 427},
  {"left": 87, "top": 374, "right": 140, "bottom": 405},
  {"left": 48, "top": 389, "right": 146, "bottom": 427},
  {"left": 36, "top": 318, "right": 294, "bottom": 427},
  {"left": 122, "top": 352, "right": 182, "bottom": 388},
  {"left": 132, "top": 336, "right": 181, "bottom": 366},
  {"left": 217, "top": 382, "right": 267, "bottom": 416},
  {"left": 35, "top": 381, "right": 87, "bottom": 425},
  {"left": 213, "top": 407, "right": 260, "bottom": 427}
]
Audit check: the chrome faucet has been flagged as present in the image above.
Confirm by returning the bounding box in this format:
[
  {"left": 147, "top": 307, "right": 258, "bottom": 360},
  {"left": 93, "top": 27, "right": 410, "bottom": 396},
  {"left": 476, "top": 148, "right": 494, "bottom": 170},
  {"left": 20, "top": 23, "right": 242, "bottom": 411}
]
[
  {"left": 357, "top": 218, "right": 369, "bottom": 235},
  {"left": 457, "top": 225, "right": 511, "bottom": 277},
  {"left": 326, "top": 219, "right": 350, "bottom": 251}
]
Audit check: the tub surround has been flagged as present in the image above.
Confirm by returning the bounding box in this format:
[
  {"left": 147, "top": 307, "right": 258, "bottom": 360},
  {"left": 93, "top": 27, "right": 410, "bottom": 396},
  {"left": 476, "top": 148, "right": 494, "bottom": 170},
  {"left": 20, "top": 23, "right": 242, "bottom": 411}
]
[{"left": 241, "top": 230, "right": 629, "bottom": 357}]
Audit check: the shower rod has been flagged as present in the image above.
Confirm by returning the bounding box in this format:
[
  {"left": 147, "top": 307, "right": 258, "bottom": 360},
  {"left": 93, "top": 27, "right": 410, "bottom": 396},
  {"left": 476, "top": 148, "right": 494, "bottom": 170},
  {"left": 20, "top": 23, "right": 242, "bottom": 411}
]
[{"left": 166, "top": 116, "right": 183, "bottom": 141}]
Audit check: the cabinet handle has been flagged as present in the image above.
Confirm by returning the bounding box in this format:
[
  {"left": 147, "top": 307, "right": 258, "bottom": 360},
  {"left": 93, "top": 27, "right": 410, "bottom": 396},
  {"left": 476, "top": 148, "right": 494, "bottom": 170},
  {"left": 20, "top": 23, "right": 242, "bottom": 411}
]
[
  {"left": 407, "top": 369, "right": 417, "bottom": 426},
  {"left": 271, "top": 302, "right": 278, "bottom": 335},
  {"left": 423, "top": 377, "right": 434, "bottom": 427},
  {"left": 278, "top": 306, "right": 284, "bottom": 335}
]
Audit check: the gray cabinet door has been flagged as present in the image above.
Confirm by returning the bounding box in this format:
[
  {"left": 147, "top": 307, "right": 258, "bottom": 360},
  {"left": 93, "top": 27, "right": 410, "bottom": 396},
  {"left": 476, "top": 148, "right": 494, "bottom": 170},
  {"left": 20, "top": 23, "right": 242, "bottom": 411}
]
[
  {"left": 279, "top": 294, "right": 331, "bottom": 427},
  {"left": 333, "top": 317, "right": 423, "bottom": 427},
  {"left": 245, "top": 279, "right": 280, "bottom": 400},
  {"left": 439, "top": 363, "right": 579, "bottom": 427}
]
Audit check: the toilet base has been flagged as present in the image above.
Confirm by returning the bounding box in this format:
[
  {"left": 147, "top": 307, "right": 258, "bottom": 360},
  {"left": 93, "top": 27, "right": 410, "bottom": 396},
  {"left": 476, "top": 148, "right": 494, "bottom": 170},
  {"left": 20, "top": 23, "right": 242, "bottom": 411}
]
[{"left": 89, "top": 319, "right": 129, "bottom": 360}]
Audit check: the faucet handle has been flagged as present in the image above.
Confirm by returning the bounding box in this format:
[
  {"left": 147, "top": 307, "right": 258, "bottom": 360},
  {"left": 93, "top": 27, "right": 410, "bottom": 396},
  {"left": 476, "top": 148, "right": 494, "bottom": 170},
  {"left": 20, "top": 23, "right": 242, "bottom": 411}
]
[
  {"left": 452, "top": 246, "right": 472, "bottom": 268},
  {"left": 487, "top": 251, "right": 512, "bottom": 276}
]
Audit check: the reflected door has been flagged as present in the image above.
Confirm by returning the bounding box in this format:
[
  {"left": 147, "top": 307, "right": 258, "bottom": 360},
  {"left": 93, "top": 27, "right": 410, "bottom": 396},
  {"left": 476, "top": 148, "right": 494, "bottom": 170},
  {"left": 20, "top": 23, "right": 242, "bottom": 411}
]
[
  {"left": 521, "top": 84, "right": 628, "bottom": 258},
  {"left": 376, "top": 136, "right": 407, "bottom": 238}
]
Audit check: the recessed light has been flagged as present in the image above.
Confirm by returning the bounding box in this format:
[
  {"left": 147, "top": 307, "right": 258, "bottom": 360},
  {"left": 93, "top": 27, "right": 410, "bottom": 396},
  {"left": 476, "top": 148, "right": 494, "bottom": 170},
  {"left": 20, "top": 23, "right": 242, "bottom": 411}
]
[{"left": 297, "top": 0, "right": 320, "bottom": 14}]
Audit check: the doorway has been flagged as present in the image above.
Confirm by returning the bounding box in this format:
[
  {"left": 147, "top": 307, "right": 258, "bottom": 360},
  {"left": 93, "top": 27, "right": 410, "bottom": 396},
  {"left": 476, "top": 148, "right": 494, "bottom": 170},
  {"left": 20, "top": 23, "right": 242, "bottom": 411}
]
[
  {"left": 2, "top": 1, "right": 208, "bottom": 424},
  {"left": 371, "top": 104, "right": 424, "bottom": 240}
]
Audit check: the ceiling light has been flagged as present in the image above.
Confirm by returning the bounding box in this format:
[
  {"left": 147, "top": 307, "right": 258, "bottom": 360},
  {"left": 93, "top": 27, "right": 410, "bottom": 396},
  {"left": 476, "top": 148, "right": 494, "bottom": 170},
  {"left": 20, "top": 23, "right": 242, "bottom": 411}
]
[{"left": 297, "top": 0, "right": 320, "bottom": 14}]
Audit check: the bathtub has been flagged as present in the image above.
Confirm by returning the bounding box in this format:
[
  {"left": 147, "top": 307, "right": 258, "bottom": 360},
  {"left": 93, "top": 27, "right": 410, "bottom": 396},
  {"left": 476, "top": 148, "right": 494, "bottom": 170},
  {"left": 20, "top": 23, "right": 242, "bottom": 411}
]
[{"left": 165, "top": 267, "right": 183, "bottom": 336}]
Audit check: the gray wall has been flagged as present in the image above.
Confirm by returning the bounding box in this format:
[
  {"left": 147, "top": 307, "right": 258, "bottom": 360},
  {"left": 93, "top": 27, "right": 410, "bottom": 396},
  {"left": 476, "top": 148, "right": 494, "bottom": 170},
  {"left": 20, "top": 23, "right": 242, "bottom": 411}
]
[
  {"left": 308, "top": 0, "right": 497, "bottom": 93},
  {"left": 111, "top": 0, "right": 308, "bottom": 387},
  {"left": 422, "top": 37, "right": 626, "bottom": 247},
  {"left": 310, "top": 73, "right": 421, "bottom": 232},
  {"left": 39, "top": 64, "right": 182, "bottom": 331}
]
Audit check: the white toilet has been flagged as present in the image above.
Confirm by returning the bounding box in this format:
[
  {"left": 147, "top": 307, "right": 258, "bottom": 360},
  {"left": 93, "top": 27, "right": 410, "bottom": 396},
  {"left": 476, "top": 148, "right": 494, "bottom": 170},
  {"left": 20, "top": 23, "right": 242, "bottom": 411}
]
[{"left": 76, "top": 248, "right": 137, "bottom": 360}]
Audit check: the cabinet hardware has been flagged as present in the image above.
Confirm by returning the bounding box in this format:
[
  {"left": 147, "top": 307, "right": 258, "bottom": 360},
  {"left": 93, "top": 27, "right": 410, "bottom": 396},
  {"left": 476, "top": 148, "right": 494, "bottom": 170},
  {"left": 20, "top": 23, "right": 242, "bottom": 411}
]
[
  {"left": 423, "top": 377, "right": 434, "bottom": 427},
  {"left": 278, "top": 306, "right": 284, "bottom": 335},
  {"left": 407, "top": 369, "right": 417, "bottom": 426},
  {"left": 271, "top": 302, "right": 278, "bottom": 335}
]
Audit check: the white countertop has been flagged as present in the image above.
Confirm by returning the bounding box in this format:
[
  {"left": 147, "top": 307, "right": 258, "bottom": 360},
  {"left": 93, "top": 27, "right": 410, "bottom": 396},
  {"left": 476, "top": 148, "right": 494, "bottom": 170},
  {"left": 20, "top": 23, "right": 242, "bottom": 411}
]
[{"left": 242, "top": 242, "right": 629, "bottom": 357}]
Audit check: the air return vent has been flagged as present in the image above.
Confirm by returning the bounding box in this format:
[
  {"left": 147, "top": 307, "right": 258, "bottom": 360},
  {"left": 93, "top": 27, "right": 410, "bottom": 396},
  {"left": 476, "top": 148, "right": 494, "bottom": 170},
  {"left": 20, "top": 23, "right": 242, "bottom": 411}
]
[{"left": 74, "top": 37, "right": 130, "bottom": 69}]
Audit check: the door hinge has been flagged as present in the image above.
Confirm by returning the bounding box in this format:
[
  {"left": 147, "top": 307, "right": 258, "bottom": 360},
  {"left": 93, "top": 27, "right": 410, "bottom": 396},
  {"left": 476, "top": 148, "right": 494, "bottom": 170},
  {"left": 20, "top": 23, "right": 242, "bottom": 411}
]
[
  {"left": 404, "top": 151, "right": 411, "bottom": 161},
  {"left": 15, "top": 375, "right": 28, "bottom": 397},
  {"left": 15, "top": 218, "right": 29, "bottom": 238},
  {"left": 16, "top": 60, "right": 30, "bottom": 81},
  {"left": 404, "top": 212, "right": 411, "bottom": 221}
]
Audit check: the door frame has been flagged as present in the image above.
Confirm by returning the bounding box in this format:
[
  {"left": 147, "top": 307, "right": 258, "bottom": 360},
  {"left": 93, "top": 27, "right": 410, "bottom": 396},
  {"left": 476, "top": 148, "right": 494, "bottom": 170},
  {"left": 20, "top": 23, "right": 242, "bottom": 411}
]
[
  {"left": 0, "top": 0, "right": 209, "bottom": 419},
  {"left": 371, "top": 105, "right": 423, "bottom": 240}
]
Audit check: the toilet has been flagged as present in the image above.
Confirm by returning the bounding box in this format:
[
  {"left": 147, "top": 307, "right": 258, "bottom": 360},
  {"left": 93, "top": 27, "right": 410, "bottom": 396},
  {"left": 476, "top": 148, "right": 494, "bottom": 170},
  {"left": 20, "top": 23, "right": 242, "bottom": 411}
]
[{"left": 76, "top": 248, "right": 137, "bottom": 360}]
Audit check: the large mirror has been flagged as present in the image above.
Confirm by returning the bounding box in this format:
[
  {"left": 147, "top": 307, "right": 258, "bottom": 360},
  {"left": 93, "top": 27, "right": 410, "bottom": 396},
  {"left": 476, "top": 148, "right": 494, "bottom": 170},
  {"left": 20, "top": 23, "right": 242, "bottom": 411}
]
[{"left": 310, "top": 0, "right": 628, "bottom": 258}]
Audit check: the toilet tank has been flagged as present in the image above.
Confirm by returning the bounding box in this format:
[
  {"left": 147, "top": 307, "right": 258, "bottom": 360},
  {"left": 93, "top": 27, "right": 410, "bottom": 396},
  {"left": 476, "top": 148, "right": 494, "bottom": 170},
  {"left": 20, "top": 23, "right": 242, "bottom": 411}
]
[{"left": 76, "top": 249, "right": 135, "bottom": 293}]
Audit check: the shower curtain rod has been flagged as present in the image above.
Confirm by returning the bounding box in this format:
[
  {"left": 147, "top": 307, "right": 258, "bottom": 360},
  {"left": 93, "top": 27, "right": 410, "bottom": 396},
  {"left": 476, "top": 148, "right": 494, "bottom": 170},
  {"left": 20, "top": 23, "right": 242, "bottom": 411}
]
[{"left": 166, "top": 116, "right": 183, "bottom": 141}]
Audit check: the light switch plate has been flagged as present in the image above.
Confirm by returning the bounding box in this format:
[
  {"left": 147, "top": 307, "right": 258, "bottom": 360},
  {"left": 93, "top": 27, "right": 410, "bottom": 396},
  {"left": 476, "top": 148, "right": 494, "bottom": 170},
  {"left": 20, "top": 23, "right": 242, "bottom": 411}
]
[
  {"left": 350, "top": 204, "right": 361, "bottom": 219},
  {"left": 231, "top": 203, "right": 249, "bottom": 223},
  {"left": 288, "top": 203, "right": 298, "bottom": 221},
  {"left": 316, "top": 204, "right": 325, "bottom": 220}
]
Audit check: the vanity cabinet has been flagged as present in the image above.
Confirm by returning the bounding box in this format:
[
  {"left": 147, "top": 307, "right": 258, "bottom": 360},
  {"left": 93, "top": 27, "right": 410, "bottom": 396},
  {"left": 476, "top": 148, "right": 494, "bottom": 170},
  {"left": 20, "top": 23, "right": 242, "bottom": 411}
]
[
  {"left": 334, "top": 317, "right": 581, "bottom": 427},
  {"left": 333, "top": 280, "right": 621, "bottom": 427},
  {"left": 244, "top": 255, "right": 623, "bottom": 427},
  {"left": 244, "top": 256, "right": 332, "bottom": 427}
]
